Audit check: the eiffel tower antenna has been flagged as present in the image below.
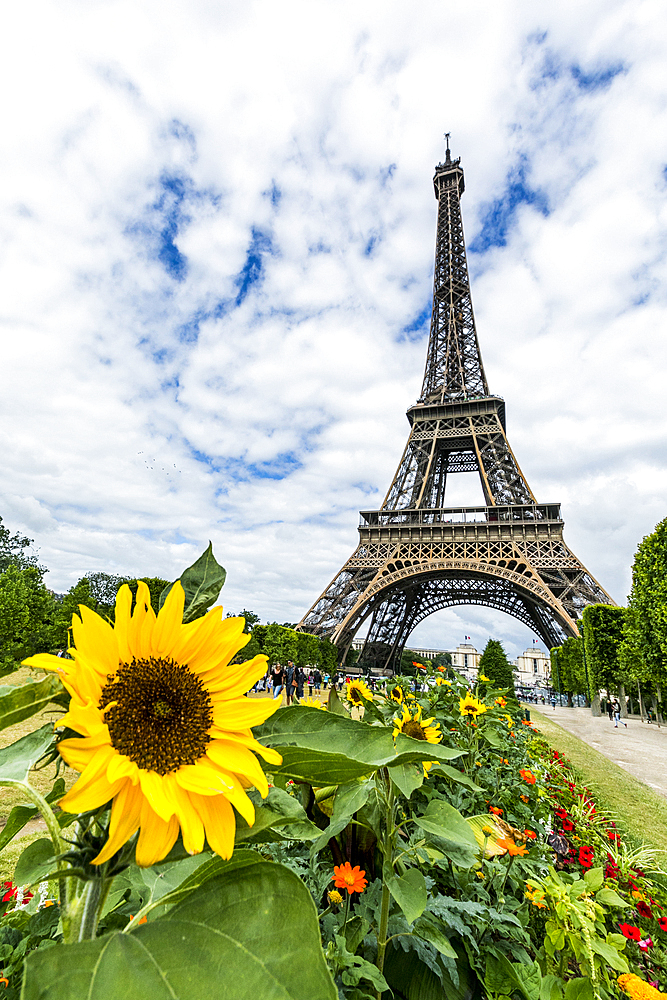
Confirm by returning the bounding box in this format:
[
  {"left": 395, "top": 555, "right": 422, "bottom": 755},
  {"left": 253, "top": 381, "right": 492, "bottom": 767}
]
[{"left": 298, "top": 146, "right": 613, "bottom": 672}]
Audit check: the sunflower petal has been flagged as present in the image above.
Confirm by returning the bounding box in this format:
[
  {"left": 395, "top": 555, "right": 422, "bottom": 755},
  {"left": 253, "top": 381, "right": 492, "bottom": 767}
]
[
  {"left": 127, "top": 581, "right": 152, "bottom": 658},
  {"left": 191, "top": 792, "right": 235, "bottom": 859},
  {"left": 93, "top": 780, "right": 142, "bottom": 864},
  {"left": 174, "top": 762, "right": 233, "bottom": 796},
  {"left": 71, "top": 606, "right": 118, "bottom": 676},
  {"left": 135, "top": 803, "right": 180, "bottom": 867},
  {"left": 21, "top": 653, "right": 68, "bottom": 673},
  {"left": 151, "top": 581, "right": 185, "bottom": 657},
  {"left": 206, "top": 740, "right": 268, "bottom": 796},
  {"left": 164, "top": 774, "right": 204, "bottom": 855},
  {"left": 137, "top": 770, "right": 177, "bottom": 822},
  {"left": 114, "top": 585, "right": 133, "bottom": 663},
  {"left": 211, "top": 770, "right": 255, "bottom": 826},
  {"left": 211, "top": 695, "right": 281, "bottom": 731},
  {"left": 208, "top": 729, "right": 283, "bottom": 766}
]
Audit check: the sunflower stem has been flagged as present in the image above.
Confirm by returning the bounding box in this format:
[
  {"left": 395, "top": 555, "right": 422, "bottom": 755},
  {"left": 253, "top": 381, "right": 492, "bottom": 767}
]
[
  {"left": 375, "top": 769, "right": 395, "bottom": 998},
  {"left": 17, "top": 781, "right": 67, "bottom": 912},
  {"left": 73, "top": 876, "right": 112, "bottom": 942}
]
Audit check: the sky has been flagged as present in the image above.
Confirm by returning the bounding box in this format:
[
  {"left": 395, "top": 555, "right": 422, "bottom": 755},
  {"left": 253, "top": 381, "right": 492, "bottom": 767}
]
[{"left": 1, "top": 0, "right": 666, "bottom": 660}]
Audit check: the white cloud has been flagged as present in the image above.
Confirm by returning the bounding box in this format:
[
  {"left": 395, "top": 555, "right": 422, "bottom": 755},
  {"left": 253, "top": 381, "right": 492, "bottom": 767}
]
[{"left": 1, "top": 0, "right": 666, "bottom": 659}]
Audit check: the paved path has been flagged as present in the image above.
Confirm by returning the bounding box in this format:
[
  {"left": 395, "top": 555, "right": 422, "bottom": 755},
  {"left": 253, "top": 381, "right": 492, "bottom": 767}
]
[{"left": 528, "top": 705, "right": 667, "bottom": 799}]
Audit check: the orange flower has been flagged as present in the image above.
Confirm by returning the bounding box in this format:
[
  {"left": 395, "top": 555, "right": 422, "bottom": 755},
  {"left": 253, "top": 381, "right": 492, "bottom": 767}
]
[
  {"left": 0, "top": 978, "right": 8, "bottom": 988},
  {"left": 489, "top": 806, "right": 503, "bottom": 815},
  {"left": 333, "top": 862, "right": 368, "bottom": 895},
  {"left": 519, "top": 769, "right": 536, "bottom": 784},
  {"left": 520, "top": 794, "right": 529, "bottom": 803},
  {"left": 524, "top": 829, "right": 537, "bottom": 840},
  {"left": 497, "top": 837, "right": 529, "bottom": 857}
]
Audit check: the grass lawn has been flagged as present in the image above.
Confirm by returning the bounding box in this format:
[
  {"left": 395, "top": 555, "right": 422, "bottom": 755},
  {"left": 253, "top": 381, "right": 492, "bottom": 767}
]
[{"left": 530, "top": 707, "right": 667, "bottom": 854}]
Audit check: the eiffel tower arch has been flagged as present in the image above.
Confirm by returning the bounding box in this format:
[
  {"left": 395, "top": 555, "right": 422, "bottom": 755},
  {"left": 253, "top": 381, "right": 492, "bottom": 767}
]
[{"left": 298, "top": 142, "right": 613, "bottom": 672}]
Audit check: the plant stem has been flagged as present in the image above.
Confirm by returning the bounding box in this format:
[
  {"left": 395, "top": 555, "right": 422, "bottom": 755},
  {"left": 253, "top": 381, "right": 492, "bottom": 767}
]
[
  {"left": 375, "top": 770, "right": 395, "bottom": 999},
  {"left": 375, "top": 877, "right": 391, "bottom": 999},
  {"left": 17, "top": 780, "right": 67, "bottom": 909}
]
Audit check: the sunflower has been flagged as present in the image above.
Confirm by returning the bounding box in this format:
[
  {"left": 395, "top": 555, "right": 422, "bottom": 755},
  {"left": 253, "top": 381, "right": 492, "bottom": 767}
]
[
  {"left": 346, "top": 678, "right": 373, "bottom": 705},
  {"left": 299, "top": 696, "right": 326, "bottom": 710},
  {"left": 23, "top": 581, "right": 282, "bottom": 866},
  {"left": 388, "top": 684, "right": 404, "bottom": 704},
  {"left": 393, "top": 704, "right": 443, "bottom": 755},
  {"left": 459, "top": 692, "right": 487, "bottom": 718}
]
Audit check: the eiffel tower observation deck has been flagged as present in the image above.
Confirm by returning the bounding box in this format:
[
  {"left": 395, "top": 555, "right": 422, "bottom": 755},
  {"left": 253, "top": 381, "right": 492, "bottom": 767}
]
[{"left": 298, "top": 141, "right": 612, "bottom": 672}]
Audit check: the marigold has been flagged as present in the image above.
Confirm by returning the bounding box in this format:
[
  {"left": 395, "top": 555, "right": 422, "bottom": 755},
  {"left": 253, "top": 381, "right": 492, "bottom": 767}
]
[
  {"left": 23, "top": 581, "right": 282, "bottom": 866},
  {"left": 346, "top": 678, "right": 373, "bottom": 705},
  {"left": 525, "top": 886, "right": 547, "bottom": 909},
  {"left": 520, "top": 795, "right": 529, "bottom": 803},
  {"left": 489, "top": 806, "right": 503, "bottom": 815},
  {"left": 618, "top": 974, "right": 667, "bottom": 1000},
  {"left": 327, "top": 889, "right": 343, "bottom": 905},
  {"left": 497, "top": 837, "right": 528, "bottom": 857},
  {"left": 524, "top": 829, "right": 537, "bottom": 840},
  {"left": 333, "top": 863, "right": 367, "bottom": 895},
  {"left": 459, "top": 693, "right": 487, "bottom": 718},
  {"left": 495, "top": 697, "right": 507, "bottom": 707},
  {"left": 519, "top": 769, "right": 536, "bottom": 785}
]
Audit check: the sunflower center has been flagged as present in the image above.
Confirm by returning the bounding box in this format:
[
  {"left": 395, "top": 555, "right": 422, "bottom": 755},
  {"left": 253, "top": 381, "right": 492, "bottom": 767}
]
[
  {"left": 403, "top": 720, "right": 427, "bottom": 740},
  {"left": 349, "top": 688, "right": 362, "bottom": 704},
  {"left": 99, "top": 657, "right": 213, "bottom": 775}
]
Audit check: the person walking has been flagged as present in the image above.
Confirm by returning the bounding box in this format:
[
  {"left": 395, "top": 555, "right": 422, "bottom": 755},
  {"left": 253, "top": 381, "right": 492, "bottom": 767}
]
[
  {"left": 313, "top": 668, "right": 322, "bottom": 692},
  {"left": 285, "top": 661, "right": 297, "bottom": 705},
  {"left": 308, "top": 672, "right": 314, "bottom": 697},
  {"left": 607, "top": 699, "right": 614, "bottom": 723},
  {"left": 272, "top": 662, "right": 284, "bottom": 700},
  {"left": 613, "top": 700, "right": 627, "bottom": 729},
  {"left": 296, "top": 666, "right": 306, "bottom": 701}
]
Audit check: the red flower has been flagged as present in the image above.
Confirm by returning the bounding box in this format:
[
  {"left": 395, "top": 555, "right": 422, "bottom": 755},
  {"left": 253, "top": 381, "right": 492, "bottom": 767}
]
[
  {"left": 519, "top": 769, "right": 536, "bottom": 784},
  {"left": 639, "top": 937, "right": 654, "bottom": 953},
  {"left": 579, "top": 846, "right": 595, "bottom": 868},
  {"left": 489, "top": 806, "right": 503, "bottom": 815},
  {"left": 658, "top": 917, "right": 667, "bottom": 932},
  {"left": 637, "top": 902, "right": 653, "bottom": 919},
  {"left": 562, "top": 819, "right": 574, "bottom": 832},
  {"left": 619, "top": 923, "right": 641, "bottom": 941},
  {"left": 554, "top": 808, "right": 568, "bottom": 820},
  {"left": 524, "top": 830, "right": 537, "bottom": 840}
]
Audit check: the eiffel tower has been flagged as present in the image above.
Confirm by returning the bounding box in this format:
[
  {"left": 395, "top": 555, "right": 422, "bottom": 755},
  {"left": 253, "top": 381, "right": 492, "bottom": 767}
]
[{"left": 298, "top": 141, "right": 612, "bottom": 672}]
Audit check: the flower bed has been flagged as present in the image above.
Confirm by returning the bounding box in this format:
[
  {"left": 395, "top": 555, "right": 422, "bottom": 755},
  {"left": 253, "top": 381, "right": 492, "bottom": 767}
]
[{"left": 0, "top": 548, "right": 666, "bottom": 1000}]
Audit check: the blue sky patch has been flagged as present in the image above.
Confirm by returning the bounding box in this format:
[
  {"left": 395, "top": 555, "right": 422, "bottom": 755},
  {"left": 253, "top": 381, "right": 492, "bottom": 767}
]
[
  {"left": 570, "top": 62, "right": 625, "bottom": 92},
  {"left": 469, "top": 156, "right": 549, "bottom": 253},
  {"left": 235, "top": 227, "right": 273, "bottom": 305}
]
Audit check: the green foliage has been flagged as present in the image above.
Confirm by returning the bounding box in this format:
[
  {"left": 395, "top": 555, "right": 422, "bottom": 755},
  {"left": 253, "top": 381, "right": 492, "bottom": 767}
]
[
  {"left": 297, "top": 630, "right": 320, "bottom": 668},
  {"left": 624, "top": 516, "right": 667, "bottom": 685},
  {"left": 478, "top": 639, "right": 515, "bottom": 694},
  {"left": 158, "top": 542, "right": 226, "bottom": 623},
  {"left": 551, "top": 638, "right": 587, "bottom": 699},
  {"left": 49, "top": 577, "right": 99, "bottom": 650},
  {"left": 0, "top": 566, "right": 55, "bottom": 670},
  {"left": 23, "top": 862, "right": 337, "bottom": 1000},
  {"left": 400, "top": 648, "right": 422, "bottom": 675},
  {"left": 0, "top": 676, "right": 63, "bottom": 732},
  {"left": 239, "top": 609, "right": 261, "bottom": 632},
  {"left": 0, "top": 517, "right": 40, "bottom": 573},
  {"left": 263, "top": 622, "right": 298, "bottom": 665},
  {"left": 581, "top": 604, "right": 625, "bottom": 694}
]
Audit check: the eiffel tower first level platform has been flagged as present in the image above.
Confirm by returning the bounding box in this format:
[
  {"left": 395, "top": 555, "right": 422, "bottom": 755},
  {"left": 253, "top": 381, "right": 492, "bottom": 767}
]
[{"left": 298, "top": 142, "right": 612, "bottom": 672}]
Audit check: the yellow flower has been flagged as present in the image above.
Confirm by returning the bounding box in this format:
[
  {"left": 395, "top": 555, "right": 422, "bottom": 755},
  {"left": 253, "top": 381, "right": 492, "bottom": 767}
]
[
  {"left": 346, "top": 678, "right": 373, "bottom": 705},
  {"left": 299, "top": 696, "right": 326, "bottom": 710},
  {"left": 23, "top": 581, "right": 282, "bottom": 866},
  {"left": 459, "top": 692, "right": 487, "bottom": 718},
  {"left": 502, "top": 713, "right": 514, "bottom": 729},
  {"left": 388, "top": 684, "right": 404, "bottom": 704},
  {"left": 393, "top": 704, "right": 442, "bottom": 775},
  {"left": 476, "top": 870, "right": 485, "bottom": 880},
  {"left": 479, "top": 674, "right": 491, "bottom": 682},
  {"left": 327, "top": 889, "right": 343, "bottom": 905},
  {"left": 525, "top": 886, "right": 547, "bottom": 909},
  {"left": 618, "top": 975, "right": 667, "bottom": 1000}
]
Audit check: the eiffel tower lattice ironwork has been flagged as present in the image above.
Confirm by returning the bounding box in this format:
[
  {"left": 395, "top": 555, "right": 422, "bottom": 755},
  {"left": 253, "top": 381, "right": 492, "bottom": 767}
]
[{"left": 298, "top": 144, "right": 612, "bottom": 671}]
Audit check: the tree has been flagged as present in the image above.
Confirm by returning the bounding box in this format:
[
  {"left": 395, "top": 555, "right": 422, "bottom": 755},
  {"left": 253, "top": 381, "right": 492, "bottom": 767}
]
[
  {"left": 432, "top": 652, "right": 452, "bottom": 668},
  {"left": 0, "top": 516, "right": 42, "bottom": 573},
  {"left": 552, "top": 637, "right": 587, "bottom": 705},
  {"left": 582, "top": 604, "right": 625, "bottom": 697},
  {"left": 239, "top": 610, "right": 261, "bottom": 633},
  {"left": 624, "top": 517, "right": 667, "bottom": 688},
  {"left": 85, "top": 572, "right": 130, "bottom": 619},
  {"left": 296, "top": 631, "right": 320, "bottom": 669},
  {"left": 50, "top": 577, "right": 100, "bottom": 650},
  {"left": 263, "top": 624, "right": 298, "bottom": 666},
  {"left": 477, "top": 639, "right": 514, "bottom": 695},
  {"left": 319, "top": 637, "right": 338, "bottom": 674}
]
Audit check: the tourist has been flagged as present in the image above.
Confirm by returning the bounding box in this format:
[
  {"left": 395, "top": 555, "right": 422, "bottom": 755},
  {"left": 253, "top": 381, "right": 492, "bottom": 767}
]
[
  {"left": 285, "top": 661, "right": 297, "bottom": 705},
  {"left": 308, "top": 672, "right": 314, "bottom": 696},
  {"left": 272, "top": 662, "right": 284, "bottom": 700},
  {"left": 296, "top": 666, "right": 306, "bottom": 700},
  {"left": 613, "top": 700, "right": 627, "bottom": 729},
  {"left": 313, "top": 668, "right": 322, "bottom": 692}
]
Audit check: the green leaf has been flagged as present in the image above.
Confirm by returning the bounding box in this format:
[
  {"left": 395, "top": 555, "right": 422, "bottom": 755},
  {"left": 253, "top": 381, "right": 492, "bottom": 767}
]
[
  {"left": 595, "top": 886, "right": 628, "bottom": 908},
  {"left": 255, "top": 705, "right": 464, "bottom": 784},
  {"left": 485, "top": 955, "right": 542, "bottom": 1000},
  {"left": 540, "top": 974, "right": 565, "bottom": 1000},
  {"left": 432, "top": 763, "right": 483, "bottom": 791},
  {"left": 387, "top": 867, "right": 427, "bottom": 924},
  {"left": 583, "top": 867, "right": 604, "bottom": 892},
  {"left": 23, "top": 861, "right": 337, "bottom": 1000},
  {"left": 311, "top": 779, "right": 373, "bottom": 855},
  {"left": 159, "top": 542, "right": 227, "bottom": 623},
  {"left": 391, "top": 762, "right": 424, "bottom": 800},
  {"left": 0, "top": 676, "right": 63, "bottom": 731},
  {"left": 0, "top": 724, "right": 54, "bottom": 785},
  {"left": 326, "top": 686, "right": 348, "bottom": 716},
  {"left": 416, "top": 801, "right": 479, "bottom": 868},
  {"left": 589, "top": 937, "right": 629, "bottom": 973},
  {"left": 413, "top": 912, "right": 458, "bottom": 958},
  {"left": 0, "top": 803, "right": 38, "bottom": 851},
  {"left": 235, "top": 787, "right": 320, "bottom": 844},
  {"left": 564, "top": 978, "right": 594, "bottom": 1000},
  {"left": 13, "top": 838, "right": 55, "bottom": 887}
]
